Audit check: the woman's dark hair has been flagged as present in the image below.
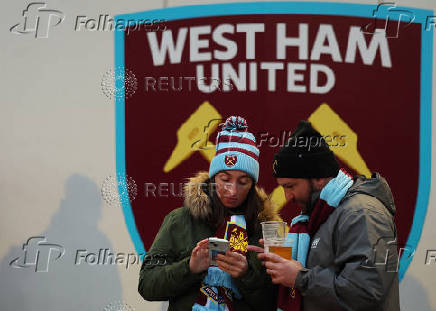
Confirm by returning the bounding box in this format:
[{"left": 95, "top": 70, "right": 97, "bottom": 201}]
[{"left": 202, "top": 177, "right": 263, "bottom": 236}]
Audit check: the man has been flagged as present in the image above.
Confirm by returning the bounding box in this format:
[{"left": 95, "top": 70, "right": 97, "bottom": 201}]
[{"left": 250, "top": 121, "right": 400, "bottom": 311}]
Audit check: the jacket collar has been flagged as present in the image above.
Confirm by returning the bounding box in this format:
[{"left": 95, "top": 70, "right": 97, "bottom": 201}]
[{"left": 183, "top": 171, "right": 281, "bottom": 222}]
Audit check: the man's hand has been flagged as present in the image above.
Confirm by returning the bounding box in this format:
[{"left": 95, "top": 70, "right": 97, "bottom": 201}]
[
  {"left": 216, "top": 250, "right": 248, "bottom": 278},
  {"left": 189, "top": 238, "right": 210, "bottom": 274},
  {"left": 258, "top": 252, "right": 303, "bottom": 287}
]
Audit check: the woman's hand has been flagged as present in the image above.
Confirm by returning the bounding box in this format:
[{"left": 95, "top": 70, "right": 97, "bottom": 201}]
[
  {"left": 189, "top": 238, "right": 210, "bottom": 274},
  {"left": 216, "top": 250, "right": 248, "bottom": 278}
]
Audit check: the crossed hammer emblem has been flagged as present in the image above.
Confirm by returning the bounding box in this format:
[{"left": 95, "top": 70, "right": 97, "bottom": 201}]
[
  {"left": 163, "top": 101, "right": 371, "bottom": 211},
  {"left": 225, "top": 155, "right": 237, "bottom": 167}
]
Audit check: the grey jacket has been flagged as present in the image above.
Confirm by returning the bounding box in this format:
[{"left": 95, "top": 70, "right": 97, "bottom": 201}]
[{"left": 295, "top": 173, "right": 400, "bottom": 311}]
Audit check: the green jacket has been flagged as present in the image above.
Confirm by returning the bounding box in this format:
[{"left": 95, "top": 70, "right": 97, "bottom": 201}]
[{"left": 138, "top": 172, "right": 280, "bottom": 311}]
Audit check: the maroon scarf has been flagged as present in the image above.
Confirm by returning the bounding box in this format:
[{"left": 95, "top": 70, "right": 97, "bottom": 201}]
[{"left": 278, "top": 169, "right": 353, "bottom": 311}]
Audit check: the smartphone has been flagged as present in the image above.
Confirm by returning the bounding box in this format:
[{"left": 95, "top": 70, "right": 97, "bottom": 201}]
[{"left": 208, "top": 237, "right": 230, "bottom": 266}]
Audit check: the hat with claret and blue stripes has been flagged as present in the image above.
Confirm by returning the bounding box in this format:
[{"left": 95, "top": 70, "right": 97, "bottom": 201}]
[{"left": 209, "top": 116, "right": 259, "bottom": 183}]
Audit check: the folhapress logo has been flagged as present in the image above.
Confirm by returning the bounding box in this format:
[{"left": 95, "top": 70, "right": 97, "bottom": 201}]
[
  {"left": 10, "top": 2, "right": 64, "bottom": 38},
  {"left": 10, "top": 237, "right": 65, "bottom": 272},
  {"left": 311, "top": 238, "right": 320, "bottom": 249}
]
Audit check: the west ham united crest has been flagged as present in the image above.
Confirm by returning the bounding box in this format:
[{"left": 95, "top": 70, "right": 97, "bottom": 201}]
[
  {"left": 224, "top": 155, "right": 238, "bottom": 167},
  {"left": 114, "top": 2, "right": 433, "bottom": 282}
]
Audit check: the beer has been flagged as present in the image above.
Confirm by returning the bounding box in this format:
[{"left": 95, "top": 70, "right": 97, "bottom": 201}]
[{"left": 269, "top": 245, "right": 292, "bottom": 260}]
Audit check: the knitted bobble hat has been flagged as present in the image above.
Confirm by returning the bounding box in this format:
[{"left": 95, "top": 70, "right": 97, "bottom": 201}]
[{"left": 209, "top": 116, "right": 260, "bottom": 183}]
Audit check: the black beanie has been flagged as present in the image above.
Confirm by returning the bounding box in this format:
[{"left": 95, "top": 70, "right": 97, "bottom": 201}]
[{"left": 273, "top": 121, "right": 339, "bottom": 178}]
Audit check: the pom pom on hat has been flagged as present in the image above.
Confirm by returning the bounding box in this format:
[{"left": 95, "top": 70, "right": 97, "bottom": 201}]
[
  {"left": 221, "top": 116, "right": 248, "bottom": 132},
  {"left": 209, "top": 116, "right": 260, "bottom": 183}
]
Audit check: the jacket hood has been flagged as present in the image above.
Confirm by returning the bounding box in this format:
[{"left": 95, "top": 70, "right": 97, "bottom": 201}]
[
  {"left": 344, "top": 172, "right": 396, "bottom": 216},
  {"left": 183, "top": 171, "right": 281, "bottom": 222}
]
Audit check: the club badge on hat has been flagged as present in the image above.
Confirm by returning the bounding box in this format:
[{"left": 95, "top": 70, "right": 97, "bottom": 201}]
[
  {"left": 225, "top": 155, "right": 238, "bottom": 167},
  {"left": 209, "top": 116, "right": 260, "bottom": 183}
]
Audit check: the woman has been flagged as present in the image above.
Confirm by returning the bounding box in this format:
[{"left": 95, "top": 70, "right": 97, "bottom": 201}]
[{"left": 138, "top": 116, "right": 279, "bottom": 311}]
